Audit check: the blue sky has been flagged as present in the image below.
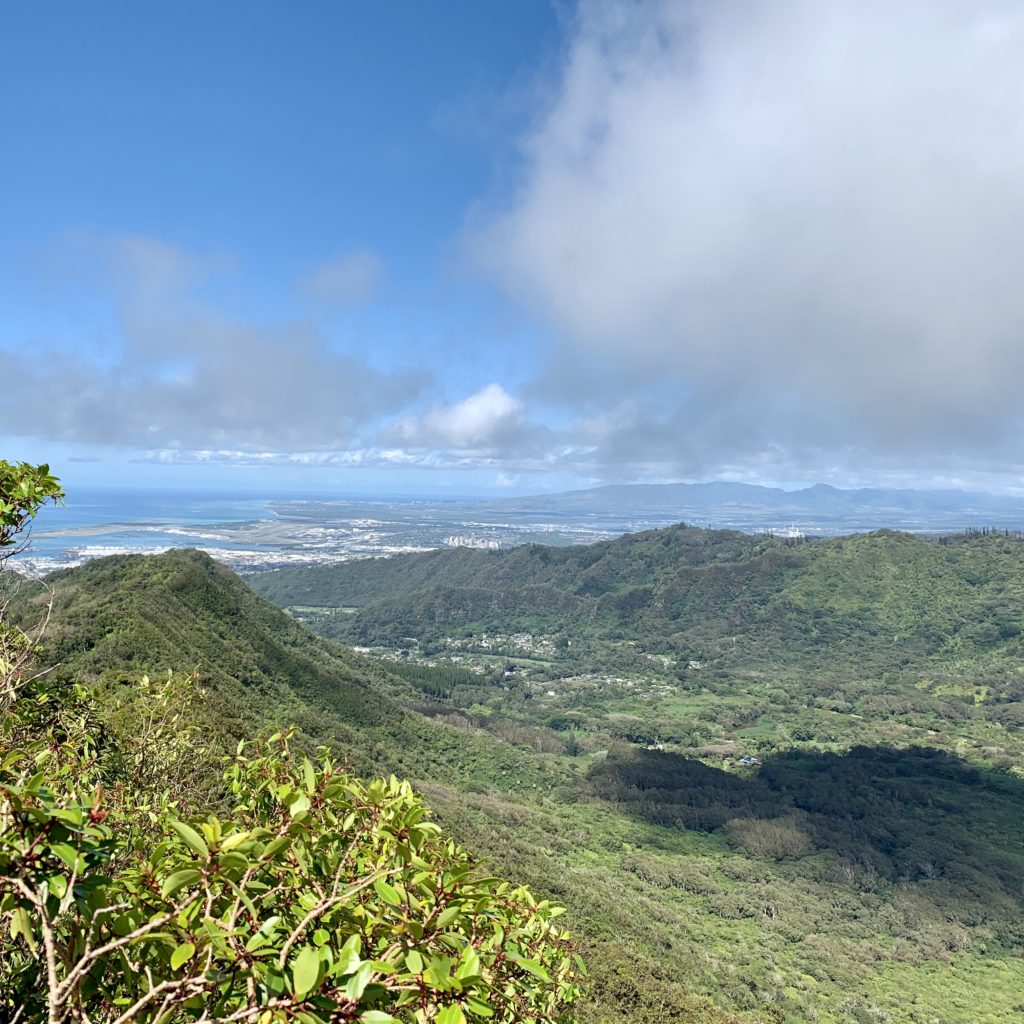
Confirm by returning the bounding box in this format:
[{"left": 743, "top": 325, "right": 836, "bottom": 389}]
[{"left": 5, "top": 1, "right": 1024, "bottom": 496}]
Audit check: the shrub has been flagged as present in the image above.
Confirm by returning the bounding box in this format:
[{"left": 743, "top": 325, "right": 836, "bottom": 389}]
[
  {"left": 724, "top": 816, "right": 812, "bottom": 860},
  {"left": 0, "top": 690, "right": 583, "bottom": 1023}
]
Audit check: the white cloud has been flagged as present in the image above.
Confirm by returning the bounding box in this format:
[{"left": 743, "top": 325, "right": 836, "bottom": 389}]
[
  {"left": 393, "top": 384, "right": 529, "bottom": 451},
  {"left": 424, "top": 384, "right": 523, "bottom": 447},
  {"left": 141, "top": 446, "right": 520, "bottom": 471},
  {"left": 140, "top": 382, "right": 581, "bottom": 472},
  {"left": 471, "top": 0, "right": 1024, "bottom": 473}
]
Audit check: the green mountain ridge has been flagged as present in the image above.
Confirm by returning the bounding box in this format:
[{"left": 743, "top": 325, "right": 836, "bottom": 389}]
[
  {"left": 13, "top": 548, "right": 556, "bottom": 790},
  {"left": 245, "top": 523, "right": 1024, "bottom": 1022},
  {"left": 250, "top": 525, "right": 1024, "bottom": 674},
  {"left": 250, "top": 524, "right": 1024, "bottom": 766}
]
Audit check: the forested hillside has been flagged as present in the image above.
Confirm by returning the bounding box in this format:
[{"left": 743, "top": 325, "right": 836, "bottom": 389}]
[
  {"left": 1, "top": 467, "right": 583, "bottom": 1024},
  {"left": 11, "top": 528, "right": 1024, "bottom": 1021},
  {"left": 251, "top": 525, "right": 1024, "bottom": 766},
  {"left": 12, "top": 548, "right": 557, "bottom": 789},
  {"left": 244, "top": 524, "right": 1024, "bottom": 1022},
  {"left": 7, "top": 547, "right": 734, "bottom": 1024},
  {"left": 251, "top": 526, "right": 1024, "bottom": 672}
]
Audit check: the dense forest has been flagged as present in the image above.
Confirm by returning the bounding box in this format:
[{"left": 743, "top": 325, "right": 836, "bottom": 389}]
[
  {"left": 3, "top": 544, "right": 718, "bottom": 1023},
  {"left": 251, "top": 525, "right": 1024, "bottom": 672},
  {"left": 250, "top": 526, "right": 1024, "bottom": 769},
  {"left": 244, "top": 523, "right": 1024, "bottom": 1021}
]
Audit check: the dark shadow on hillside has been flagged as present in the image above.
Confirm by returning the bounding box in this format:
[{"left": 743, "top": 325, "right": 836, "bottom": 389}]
[{"left": 585, "top": 744, "right": 1024, "bottom": 917}]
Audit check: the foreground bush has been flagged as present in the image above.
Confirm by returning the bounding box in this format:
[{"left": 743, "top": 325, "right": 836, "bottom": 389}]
[{"left": 0, "top": 691, "right": 581, "bottom": 1023}]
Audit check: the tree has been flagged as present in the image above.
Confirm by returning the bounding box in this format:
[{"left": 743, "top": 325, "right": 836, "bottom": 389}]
[
  {"left": 0, "top": 459, "right": 64, "bottom": 559},
  {"left": 1, "top": 712, "right": 582, "bottom": 1023},
  {"left": 1, "top": 461, "right": 64, "bottom": 711}
]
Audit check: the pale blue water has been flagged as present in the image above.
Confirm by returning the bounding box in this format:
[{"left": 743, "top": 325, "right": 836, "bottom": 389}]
[
  {"left": 14, "top": 487, "right": 516, "bottom": 574},
  {"left": 16, "top": 483, "right": 1024, "bottom": 578},
  {"left": 22, "top": 488, "right": 283, "bottom": 565},
  {"left": 35, "top": 488, "right": 274, "bottom": 529}
]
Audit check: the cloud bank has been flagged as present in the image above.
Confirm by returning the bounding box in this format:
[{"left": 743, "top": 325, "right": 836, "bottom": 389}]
[
  {"left": 472, "top": 0, "right": 1024, "bottom": 479},
  {"left": 391, "top": 384, "right": 537, "bottom": 452},
  {"left": 7, "top": 237, "right": 562, "bottom": 474},
  {"left": 12, "top": 3, "right": 1024, "bottom": 491}
]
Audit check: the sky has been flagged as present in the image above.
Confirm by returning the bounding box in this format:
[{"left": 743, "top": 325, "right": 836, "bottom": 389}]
[{"left": 4, "top": 0, "right": 1024, "bottom": 497}]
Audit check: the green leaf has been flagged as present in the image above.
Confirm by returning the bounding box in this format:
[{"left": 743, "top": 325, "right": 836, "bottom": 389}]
[
  {"left": 11, "top": 906, "right": 36, "bottom": 950},
  {"left": 170, "top": 942, "right": 196, "bottom": 970},
  {"left": 405, "top": 949, "right": 424, "bottom": 974},
  {"left": 436, "top": 1005, "right": 465, "bottom": 1024},
  {"left": 465, "top": 996, "right": 494, "bottom": 1017},
  {"left": 289, "top": 793, "right": 311, "bottom": 817},
  {"left": 219, "top": 852, "right": 248, "bottom": 872},
  {"left": 424, "top": 956, "right": 452, "bottom": 988},
  {"left": 336, "top": 933, "right": 362, "bottom": 975},
  {"left": 359, "top": 1014, "right": 399, "bottom": 1023},
  {"left": 170, "top": 821, "right": 209, "bottom": 859},
  {"left": 302, "top": 757, "right": 317, "bottom": 794},
  {"left": 245, "top": 914, "right": 281, "bottom": 952},
  {"left": 437, "top": 905, "right": 461, "bottom": 928},
  {"left": 220, "top": 830, "right": 251, "bottom": 852},
  {"left": 53, "top": 806, "right": 84, "bottom": 827},
  {"left": 344, "top": 962, "right": 374, "bottom": 1001},
  {"left": 161, "top": 868, "right": 201, "bottom": 899},
  {"left": 51, "top": 843, "right": 80, "bottom": 872},
  {"left": 262, "top": 836, "right": 291, "bottom": 860},
  {"left": 374, "top": 879, "right": 402, "bottom": 907},
  {"left": 292, "top": 945, "right": 321, "bottom": 998},
  {"left": 510, "top": 956, "right": 550, "bottom": 982},
  {"left": 455, "top": 945, "right": 480, "bottom": 980}
]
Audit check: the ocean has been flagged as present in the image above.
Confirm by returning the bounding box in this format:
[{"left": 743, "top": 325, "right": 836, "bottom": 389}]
[
  {"left": 20, "top": 488, "right": 288, "bottom": 573},
  {"left": 13, "top": 486, "right": 622, "bottom": 577}
]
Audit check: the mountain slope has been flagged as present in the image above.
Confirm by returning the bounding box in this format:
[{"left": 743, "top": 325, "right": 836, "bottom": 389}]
[
  {"left": 244, "top": 525, "right": 1024, "bottom": 1023},
  {"left": 250, "top": 525, "right": 1024, "bottom": 675},
  {"left": 13, "top": 549, "right": 557, "bottom": 788},
  {"left": 16, "top": 545, "right": 1024, "bottom": 1022}
]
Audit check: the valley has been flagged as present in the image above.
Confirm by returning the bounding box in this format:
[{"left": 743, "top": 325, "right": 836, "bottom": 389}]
[
  {"left": 253, "top": 526, "right": 1024, "bottom": 776},
  {"left": 245, "top": 524, "right": 1024, "bottom": 1021}
]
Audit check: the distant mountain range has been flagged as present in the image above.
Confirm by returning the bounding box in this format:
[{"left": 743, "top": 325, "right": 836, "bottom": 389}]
[{"left": 483, "top": 481, "right": 1024, "bottom": 533}]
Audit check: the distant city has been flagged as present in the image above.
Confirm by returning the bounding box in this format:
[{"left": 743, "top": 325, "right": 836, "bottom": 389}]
[{"left": 17, "top": 481, "right": 1024, "bottom": 577}]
